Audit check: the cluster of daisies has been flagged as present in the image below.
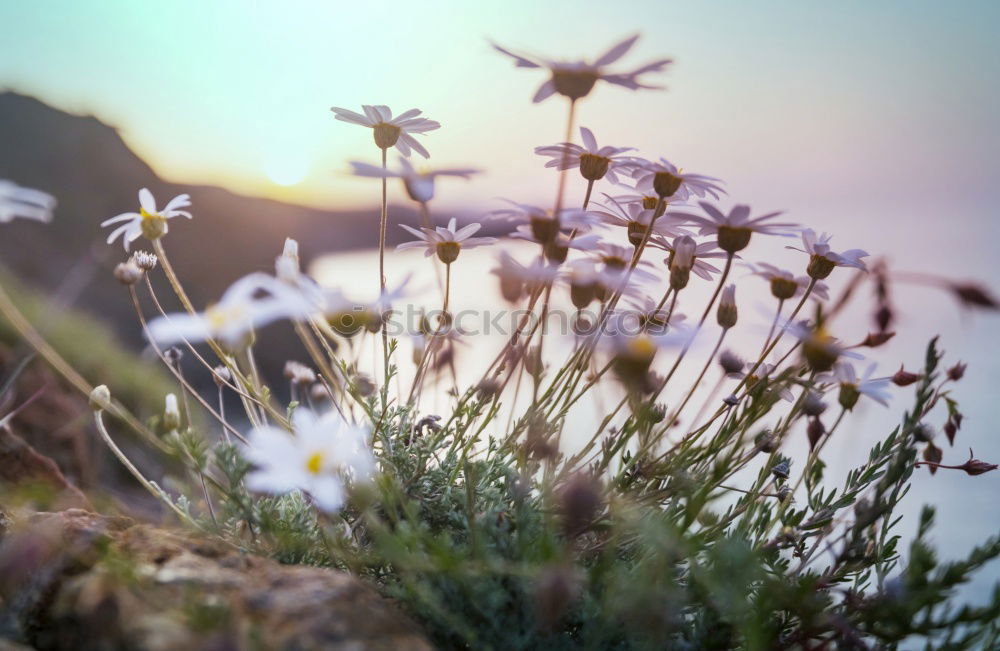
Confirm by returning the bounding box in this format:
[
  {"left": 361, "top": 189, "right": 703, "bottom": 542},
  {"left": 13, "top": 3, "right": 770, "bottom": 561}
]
[{"left": 58, "top": 35, "right": 890, "bottom": 512}]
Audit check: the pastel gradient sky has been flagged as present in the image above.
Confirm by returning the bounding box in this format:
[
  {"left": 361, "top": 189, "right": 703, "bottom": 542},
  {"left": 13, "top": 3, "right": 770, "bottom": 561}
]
[{"left": 2, "top": 0, "right": 999, "bottom": 593}]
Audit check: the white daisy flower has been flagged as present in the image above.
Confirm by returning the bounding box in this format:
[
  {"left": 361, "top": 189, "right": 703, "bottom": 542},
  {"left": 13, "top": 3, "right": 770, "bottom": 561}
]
[
  {"left": 349, "top": 157, "right": 479, "bottom": 203},
  {"left": 788, "top": 229, "right": 869, "bottom": 279},
  {"left": 746, "top": 262, "right": 829, "bottom": 301},
  {"left": 631, "top": 158, "right": 724, "bottom": 201},
  {"left": 589, "top": 241, "right": 658, "bottom": 285},
  {"left": 101, "top": 188, "right": 192, "bottom": 251},
  {"left": 509, "top": 225, "right": 603, "bottom": 264},
  {"left": 649, "top": 234, "right": 727, "bottom": 281},
  {"left": 0, "top": 179, "right": 56, "bottom": 224},
  {"left": 245, "top": 408, "right": 375, "bottom": 512},
  {"left": 397, "top": 217, "right": 497, "bottom": 264},
  {"left": 490, "top": 251, "right": 559, "bottom": 303},
  {"left": 330, "top": 105, "right": 440, "bottom": 158},
  {"left": 671, "top": 201, "right": 798, "bottom": 254},
  {"left": 322, "top": 278, "right": 411, "bottom": 338},
  {"left": 819, "top": 361, "right": 892, "bottom": 409},
  {"left": 146, "top": 273, "right": 315, "bottom": 350},
  {"left": 493, "top": 34, "right": 672, "bottom": 102},
  {"left": 592, "top": 195, "right": 690, "bottom": 246},
  {"left": 534, "top": 127, "right": 636, "bottom": 183}
]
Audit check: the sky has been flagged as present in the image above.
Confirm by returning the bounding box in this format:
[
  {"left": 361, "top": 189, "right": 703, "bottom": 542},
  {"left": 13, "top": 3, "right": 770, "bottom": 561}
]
[{"left": 2, "top": 0, "right": 999, "bottom": 594}]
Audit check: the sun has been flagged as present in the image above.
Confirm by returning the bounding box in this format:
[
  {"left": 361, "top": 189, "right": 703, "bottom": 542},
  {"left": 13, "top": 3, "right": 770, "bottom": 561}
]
[{"left": 264, "top": 151, "right": 310, "bottom": 186}]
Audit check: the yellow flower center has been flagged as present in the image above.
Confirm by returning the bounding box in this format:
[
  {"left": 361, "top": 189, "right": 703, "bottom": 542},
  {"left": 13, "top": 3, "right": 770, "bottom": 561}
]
[{"left": 305, "top": 451, "right": 324, "bottom": 475}]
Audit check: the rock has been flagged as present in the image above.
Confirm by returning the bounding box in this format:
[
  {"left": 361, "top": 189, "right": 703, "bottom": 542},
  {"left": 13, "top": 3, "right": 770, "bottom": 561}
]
[
  {"left": 0, "top": 509, "right": 431, "bottom": 650},
  {"left": 0, "top": 428, "right": 92, "bottom": 511}
]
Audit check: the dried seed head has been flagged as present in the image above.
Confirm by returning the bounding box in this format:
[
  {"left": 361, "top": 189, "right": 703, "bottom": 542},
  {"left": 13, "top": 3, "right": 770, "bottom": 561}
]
[
  {"left": 131, "top": 250, "right": 158, "bottom": 271},
  {"left": 558, "top": 473, "right": 603, "bottom": 537},
  {"left": 476, "top": 377, "right": 502, "bottom": 401},
  {"left": 89, "top": 385, "right": 112, "bottom": 412},
  {"left": 354, "top": 374, "right": 376, "bottom": 397},
  {"left": 113, "top": 260, "right": 143, "bottom": 285},
  {"left": 754, "top": 429, "right": 778, "bottom": 453},
  {"left": 212, "top": 365, "right": 232, "bottom": 387},
  {"left": 164, "top": 346, "right": 184, "bottom": 366},
  {"left": 284, "top": 361, "right": 317, "bottom": 386},
  {"left": 913, "top": 422, "right": 935, "bottom": 443},
  {"left": 718, "top": 350, "right": 745, "bottom": 375},
  {"left": 802, "top": 391, "right": 828, "bottom": 417}
]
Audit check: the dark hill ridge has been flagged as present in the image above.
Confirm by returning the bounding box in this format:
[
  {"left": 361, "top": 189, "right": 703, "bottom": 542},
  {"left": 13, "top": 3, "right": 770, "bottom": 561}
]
[{"left": 0, "top": 91, "right": 431, "bottom": 349}]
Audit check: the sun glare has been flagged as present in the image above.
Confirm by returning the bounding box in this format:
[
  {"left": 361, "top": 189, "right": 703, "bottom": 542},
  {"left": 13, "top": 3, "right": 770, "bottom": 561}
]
[{"left": 264, "top": 152, "right": 309, "bottom": 186}]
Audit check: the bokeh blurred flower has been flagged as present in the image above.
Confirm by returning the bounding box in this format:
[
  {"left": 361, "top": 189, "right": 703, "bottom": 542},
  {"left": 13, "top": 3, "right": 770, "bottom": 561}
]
[
  {"left": 593, "top": 196, "right": 689, "bottom": 246},
  {"left": 330, "top": 105, "right": 440, "bottom": 158},
  {"left": 245, "top": 408, "right": 375, "bottom": 512},
  {"left": 491, "top": 251, "right": 559, "bottom": 303},
  {"left": 0, "top": 179, "right": 56, "bottom": 223},
  {"left": 350, "top": 157, "right": 479, "bottom": 203},
  {"left": 534, "top": 127, "right": 636, "bottom": 183},
  {"left": 819, "top": 361, "right": 892, "bottom": 410},
  {"left": 493, "top": 34, "right": 671, "bottom": 102},
  {"left": 146, "top": 273, "right": 314, "bottom": 350},
  {"left": 102, "top": 188, "right": 192, "bottom": 251}
]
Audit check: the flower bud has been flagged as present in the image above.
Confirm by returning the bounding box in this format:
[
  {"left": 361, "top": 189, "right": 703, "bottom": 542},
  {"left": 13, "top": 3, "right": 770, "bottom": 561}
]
[
  {"left": 892, "top": 366, "right": 920, "bottom": 387},
  {"left": 946, "top": 362, "right": 967, "bottom": 382},
  {"left": 771, "top": 460, "right": 790, "bottom": 480},
  {"left": 89, "top": 385, "right": 111, "bottom": 412},
  {"left": 922, "top": 442, "right": 943, "bottom": 475},
  {"left": 276, "top": 237, "right": 300, "bottom": 282},
  {"left": 113, "top": 260, "right": 143, "bottom": 285},
  {"left": 132, "top": 250, "right": 158, "bottom": 271},
  {"left": 858, "top": 331, "right": 895, "bottom": 348},
  {"left": 807, "top": 417, "right": 825, "bottom": 450},
  {"left": 958, "top": 450, "right": 997, "bottom": 476},
  {"left": 716, "top": 284, "right": 737, "bottom": 329},
  {"left": 754, "top": 429, "right": 778, "bottom": 453},
  {"left": 163, "top": 393, "right": 181, "bottom": 431},
  {"left": 950, "top": 282, "right": 999, "bottom": 310}
]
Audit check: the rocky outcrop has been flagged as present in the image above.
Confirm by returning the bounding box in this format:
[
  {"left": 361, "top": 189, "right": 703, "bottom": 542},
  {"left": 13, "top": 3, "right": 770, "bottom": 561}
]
[{"left": 0, "top": 509, "right": 432, "bottom": 650}]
